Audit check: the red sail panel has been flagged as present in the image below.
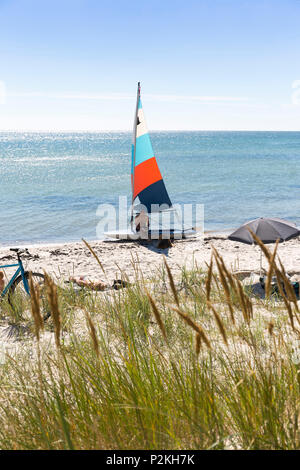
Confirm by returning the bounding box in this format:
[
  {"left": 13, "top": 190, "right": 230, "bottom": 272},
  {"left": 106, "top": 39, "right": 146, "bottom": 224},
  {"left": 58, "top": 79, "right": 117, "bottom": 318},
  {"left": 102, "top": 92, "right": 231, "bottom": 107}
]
[{"left": 132, "top": 157, "right": 163, "bottom": 201}]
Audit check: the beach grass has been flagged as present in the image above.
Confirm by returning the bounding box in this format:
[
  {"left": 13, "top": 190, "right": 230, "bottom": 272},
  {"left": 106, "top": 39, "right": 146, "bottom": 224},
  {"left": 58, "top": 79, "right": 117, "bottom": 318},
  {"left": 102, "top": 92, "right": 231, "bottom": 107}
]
[{"left": 0, "top": 246, "right": 300, "bottom": 449}]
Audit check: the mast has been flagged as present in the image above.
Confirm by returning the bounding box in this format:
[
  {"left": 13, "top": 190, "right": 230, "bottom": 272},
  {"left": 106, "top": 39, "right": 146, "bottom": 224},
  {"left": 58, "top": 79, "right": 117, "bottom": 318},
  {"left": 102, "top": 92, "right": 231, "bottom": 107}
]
[{"left": 131, "top": 81, "right": 140, "bottom": 227}]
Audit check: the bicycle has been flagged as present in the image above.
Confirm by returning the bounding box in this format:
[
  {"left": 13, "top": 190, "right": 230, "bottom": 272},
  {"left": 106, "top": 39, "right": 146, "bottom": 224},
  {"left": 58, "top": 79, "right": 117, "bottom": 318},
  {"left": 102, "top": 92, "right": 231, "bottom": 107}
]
[{"left": 0, "top": 248, "right": 49, "bottom": 321}]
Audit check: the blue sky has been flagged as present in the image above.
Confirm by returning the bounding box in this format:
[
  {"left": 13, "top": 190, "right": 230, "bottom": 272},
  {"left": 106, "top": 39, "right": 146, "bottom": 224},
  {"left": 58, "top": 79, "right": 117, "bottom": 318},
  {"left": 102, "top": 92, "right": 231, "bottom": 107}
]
[{"left": 0, "top": 0, "right": 300, "bottom": 130}]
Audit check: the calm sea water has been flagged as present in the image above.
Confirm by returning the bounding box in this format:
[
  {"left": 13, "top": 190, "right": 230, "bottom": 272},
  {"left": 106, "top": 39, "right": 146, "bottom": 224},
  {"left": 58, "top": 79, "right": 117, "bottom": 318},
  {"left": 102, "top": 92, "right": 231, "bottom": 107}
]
[{"left": 0, "top": 131, "right": 300, "bottom": 245}]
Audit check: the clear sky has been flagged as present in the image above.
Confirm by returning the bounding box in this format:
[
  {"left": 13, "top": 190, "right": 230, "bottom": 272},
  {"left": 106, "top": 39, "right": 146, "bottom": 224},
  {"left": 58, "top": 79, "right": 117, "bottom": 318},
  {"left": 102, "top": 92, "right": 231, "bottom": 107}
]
[{"left": 0, "top": 0, "right": 300, "bottom": 131}]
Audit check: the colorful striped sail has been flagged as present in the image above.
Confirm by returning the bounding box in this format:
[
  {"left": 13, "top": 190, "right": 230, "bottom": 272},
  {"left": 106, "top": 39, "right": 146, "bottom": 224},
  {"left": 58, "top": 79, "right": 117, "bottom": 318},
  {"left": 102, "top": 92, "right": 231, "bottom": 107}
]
[{"left": 131, "top": 82, "right": 172, "bottom": 213}]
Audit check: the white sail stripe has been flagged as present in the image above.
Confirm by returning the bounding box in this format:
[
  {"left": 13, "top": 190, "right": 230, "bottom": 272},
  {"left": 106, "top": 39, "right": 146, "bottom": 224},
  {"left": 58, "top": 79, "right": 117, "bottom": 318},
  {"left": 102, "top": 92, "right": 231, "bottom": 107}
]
[{"left": 136, "top": 108, "right": 148, "bottom": 138}]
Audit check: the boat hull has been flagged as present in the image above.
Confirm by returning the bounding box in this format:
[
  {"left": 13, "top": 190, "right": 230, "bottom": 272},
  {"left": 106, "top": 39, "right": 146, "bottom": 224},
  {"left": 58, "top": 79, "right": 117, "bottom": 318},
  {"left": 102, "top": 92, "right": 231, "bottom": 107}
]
[{"left": 104, "top": 228, "right": 197, "bottom": 240}]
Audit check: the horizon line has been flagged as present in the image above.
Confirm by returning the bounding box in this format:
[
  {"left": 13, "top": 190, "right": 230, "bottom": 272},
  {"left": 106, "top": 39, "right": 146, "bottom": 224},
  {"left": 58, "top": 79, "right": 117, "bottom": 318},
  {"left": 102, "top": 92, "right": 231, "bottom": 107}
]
[{"left": 0, "top": 128, "right": 299, "bottom": 133}]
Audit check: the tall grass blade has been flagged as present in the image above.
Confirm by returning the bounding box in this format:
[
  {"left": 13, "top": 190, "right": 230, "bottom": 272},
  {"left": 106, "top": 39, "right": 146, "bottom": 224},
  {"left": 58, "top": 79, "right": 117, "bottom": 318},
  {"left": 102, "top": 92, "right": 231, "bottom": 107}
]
[
  {"left": 82, "top": 238, "right": 106, "bottom": 275},
  {"left": 164, "top": 257, "right": 180, "bottom": 307}
]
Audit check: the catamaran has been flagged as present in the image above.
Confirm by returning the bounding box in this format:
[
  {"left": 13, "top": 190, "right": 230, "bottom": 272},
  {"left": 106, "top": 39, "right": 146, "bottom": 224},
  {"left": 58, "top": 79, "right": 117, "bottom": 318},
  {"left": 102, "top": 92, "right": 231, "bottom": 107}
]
[{"left": 104, "top": 82, "right": 196, "bottom": 240}]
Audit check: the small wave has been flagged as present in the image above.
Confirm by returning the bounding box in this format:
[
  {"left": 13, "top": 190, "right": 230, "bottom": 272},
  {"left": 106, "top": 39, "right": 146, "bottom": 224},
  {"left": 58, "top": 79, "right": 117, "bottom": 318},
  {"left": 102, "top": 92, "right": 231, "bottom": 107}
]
[{"left": 6, "top": 153, "right": 129, "bottom": 164}]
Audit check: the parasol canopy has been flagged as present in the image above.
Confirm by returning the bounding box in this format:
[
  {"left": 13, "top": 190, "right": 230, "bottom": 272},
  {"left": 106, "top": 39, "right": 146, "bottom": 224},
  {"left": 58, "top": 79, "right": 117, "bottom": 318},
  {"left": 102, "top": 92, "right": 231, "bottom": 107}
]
[{"left": 228, "top": 217, "right": 300, "bottom": 245}]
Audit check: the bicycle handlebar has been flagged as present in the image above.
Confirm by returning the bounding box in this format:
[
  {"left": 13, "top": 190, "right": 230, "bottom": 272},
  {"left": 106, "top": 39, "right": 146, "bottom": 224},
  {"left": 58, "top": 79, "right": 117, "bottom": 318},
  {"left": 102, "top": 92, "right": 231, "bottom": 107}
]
[{"left": 9, "top": 248, "right": 30, "bottom": 257}]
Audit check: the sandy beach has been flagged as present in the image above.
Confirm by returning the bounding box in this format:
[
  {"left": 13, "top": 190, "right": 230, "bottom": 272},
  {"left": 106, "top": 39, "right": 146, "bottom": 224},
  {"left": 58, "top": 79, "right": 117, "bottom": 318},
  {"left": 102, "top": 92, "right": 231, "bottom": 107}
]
[{"left": 2, "top": 233, "right": 300, "bottom": 286}]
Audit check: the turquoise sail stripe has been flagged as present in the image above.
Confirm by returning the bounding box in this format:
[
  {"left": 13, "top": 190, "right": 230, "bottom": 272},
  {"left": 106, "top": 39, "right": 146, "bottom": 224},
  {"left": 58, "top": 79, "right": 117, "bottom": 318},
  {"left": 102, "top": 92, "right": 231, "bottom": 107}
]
[
  {"left": 131, "top": 144, "right": 134, "bottom": 174},
  {"left": 135, "top": 133, "right": 155, "bottom": 167},
  {"left": 138, "top": 98, "right": 142, "bottom": 109},
  {"left": 131, "top": 133, "right": 154, "bottom": 173}
]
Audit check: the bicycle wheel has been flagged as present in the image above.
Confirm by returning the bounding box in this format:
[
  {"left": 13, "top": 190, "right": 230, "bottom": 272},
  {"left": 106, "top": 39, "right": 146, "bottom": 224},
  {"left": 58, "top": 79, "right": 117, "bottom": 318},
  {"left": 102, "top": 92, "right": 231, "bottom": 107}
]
[{"left": 8, "top": 272, "right": 50, "bottom": 322}]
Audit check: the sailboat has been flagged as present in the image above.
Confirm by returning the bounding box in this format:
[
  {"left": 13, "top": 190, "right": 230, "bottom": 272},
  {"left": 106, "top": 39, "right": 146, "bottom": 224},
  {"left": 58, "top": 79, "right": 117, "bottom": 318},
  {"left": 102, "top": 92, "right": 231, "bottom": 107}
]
[{"left": 104, "top": 82, "right": 196, "bottom": 240}]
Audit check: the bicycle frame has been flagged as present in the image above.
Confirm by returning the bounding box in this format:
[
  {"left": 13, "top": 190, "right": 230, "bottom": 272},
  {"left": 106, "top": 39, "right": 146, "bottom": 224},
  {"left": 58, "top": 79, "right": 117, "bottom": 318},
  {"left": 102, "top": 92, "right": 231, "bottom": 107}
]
[{"left": 0, "top": 257, "right": 29, "bottom": 298}]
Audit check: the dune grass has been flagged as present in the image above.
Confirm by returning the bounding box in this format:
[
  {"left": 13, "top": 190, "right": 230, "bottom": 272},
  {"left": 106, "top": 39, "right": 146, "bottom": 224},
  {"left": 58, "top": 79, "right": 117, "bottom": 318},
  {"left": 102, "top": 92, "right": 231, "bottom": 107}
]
[{"left": 0, "top": 242, "right": 300, "bottom": 449}]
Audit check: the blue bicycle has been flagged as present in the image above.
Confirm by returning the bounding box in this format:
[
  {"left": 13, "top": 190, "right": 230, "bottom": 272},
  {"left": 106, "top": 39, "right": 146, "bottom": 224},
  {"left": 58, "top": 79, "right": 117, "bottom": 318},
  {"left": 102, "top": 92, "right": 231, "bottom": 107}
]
[{"left": 1, "top": 248, "right": 49, "bottom": 321}]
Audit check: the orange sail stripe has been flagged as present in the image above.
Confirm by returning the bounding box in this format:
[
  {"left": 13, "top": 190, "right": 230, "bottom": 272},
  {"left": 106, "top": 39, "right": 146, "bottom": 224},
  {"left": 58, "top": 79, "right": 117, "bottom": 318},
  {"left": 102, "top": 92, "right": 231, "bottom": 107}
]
[{"left": 133, "top": 157, "right": 162, "bottom": 200}]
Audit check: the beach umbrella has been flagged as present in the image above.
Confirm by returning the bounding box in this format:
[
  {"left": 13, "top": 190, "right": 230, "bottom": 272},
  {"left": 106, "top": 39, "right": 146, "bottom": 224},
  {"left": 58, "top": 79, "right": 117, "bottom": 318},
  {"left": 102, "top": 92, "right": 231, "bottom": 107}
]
[{"left": 228, "top": 217, "right": 300, "bottom": 272}]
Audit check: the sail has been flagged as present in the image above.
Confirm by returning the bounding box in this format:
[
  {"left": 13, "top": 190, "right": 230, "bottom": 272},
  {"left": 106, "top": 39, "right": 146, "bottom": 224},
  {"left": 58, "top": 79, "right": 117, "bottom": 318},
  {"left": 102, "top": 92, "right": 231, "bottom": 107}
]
[{"left": 131, "top": 83, "right": 172, "bottom": 213}]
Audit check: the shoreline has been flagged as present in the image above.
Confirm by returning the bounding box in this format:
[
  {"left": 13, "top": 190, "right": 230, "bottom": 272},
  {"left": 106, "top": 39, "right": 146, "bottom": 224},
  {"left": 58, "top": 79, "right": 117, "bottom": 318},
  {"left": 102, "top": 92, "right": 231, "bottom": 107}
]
[{"left": 0, "top": 229, "right": 233, "bottom": 250}]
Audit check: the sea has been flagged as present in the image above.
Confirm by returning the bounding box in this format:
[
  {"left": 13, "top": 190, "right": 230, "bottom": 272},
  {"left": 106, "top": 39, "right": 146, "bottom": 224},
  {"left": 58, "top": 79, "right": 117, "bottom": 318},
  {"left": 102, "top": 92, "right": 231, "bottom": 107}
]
[{"left": 0, "top": 131, "right": 299, "bottom": 246}]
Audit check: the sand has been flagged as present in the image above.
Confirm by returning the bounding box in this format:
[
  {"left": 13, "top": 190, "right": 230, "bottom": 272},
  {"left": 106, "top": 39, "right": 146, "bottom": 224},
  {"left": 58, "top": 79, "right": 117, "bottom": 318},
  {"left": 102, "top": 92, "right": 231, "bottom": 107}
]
[{"left": 1, "top": 233, "right": 300, "bottom": 286}]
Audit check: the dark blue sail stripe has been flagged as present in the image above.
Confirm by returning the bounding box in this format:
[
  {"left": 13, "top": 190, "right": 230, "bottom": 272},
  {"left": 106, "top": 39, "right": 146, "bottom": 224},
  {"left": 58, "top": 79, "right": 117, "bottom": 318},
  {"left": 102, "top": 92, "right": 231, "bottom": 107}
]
[{"left": 138, "top": 179, "right": 172, "bottom": 213}]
